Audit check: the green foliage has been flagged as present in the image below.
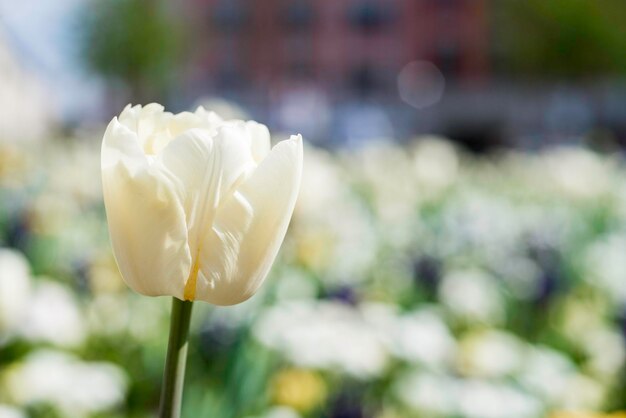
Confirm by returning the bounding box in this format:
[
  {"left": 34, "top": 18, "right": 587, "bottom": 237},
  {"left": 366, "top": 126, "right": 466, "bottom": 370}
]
[
  {"left": 494, "top": 0, "right": 626, "bottom": 78},
  {"left": 81, "top": 0, "right": 180, "bottom": 99}
]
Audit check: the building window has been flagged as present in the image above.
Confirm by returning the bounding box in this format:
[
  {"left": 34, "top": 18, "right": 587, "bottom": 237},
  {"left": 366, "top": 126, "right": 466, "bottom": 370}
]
[
  {"left": 285, "top": 36, "right": 314, "bottom": 78},
  {"left": 436, "top": 41, "right": 460, "bottom": 77},
  {"left": 284, "top": 1, "right": 314, "bottom": 29},
  {"left": 213, "top": 0, "right": 248, "bottom": 33},
  {"left": 348, "top": 1, "right": 394, "bottom": 33},
  {"left": 350, "top": 65, "right": 378, "bottom": 95}
]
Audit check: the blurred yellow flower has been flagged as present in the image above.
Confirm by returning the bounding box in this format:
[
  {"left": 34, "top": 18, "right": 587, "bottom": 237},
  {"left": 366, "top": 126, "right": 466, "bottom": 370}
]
[
  {"left": 101, "top": 103, "right": 302, "bottom": 305},
  {"left": 272, "top": 368, "right": 326, "bottom": 413}
]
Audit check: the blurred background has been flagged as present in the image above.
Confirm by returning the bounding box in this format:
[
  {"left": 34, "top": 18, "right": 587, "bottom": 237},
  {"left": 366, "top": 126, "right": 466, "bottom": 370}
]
[{"left": 1, "top": 0, "right": 626, "bottom": 417}]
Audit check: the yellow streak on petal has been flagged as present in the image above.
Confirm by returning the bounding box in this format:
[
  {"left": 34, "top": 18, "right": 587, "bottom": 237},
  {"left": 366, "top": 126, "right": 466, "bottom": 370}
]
[{"left": 184, "top": 255, "right": 200, "bottom": 301}]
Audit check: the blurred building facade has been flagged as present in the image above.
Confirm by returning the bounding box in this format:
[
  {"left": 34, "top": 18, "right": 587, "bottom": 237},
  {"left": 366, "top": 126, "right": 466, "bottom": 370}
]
[
  {"left": 185, "top": 0, "right": 488, "bottom": 98},
  {"left": 179, "top": 0, "right": 626, "bottom": 150}
]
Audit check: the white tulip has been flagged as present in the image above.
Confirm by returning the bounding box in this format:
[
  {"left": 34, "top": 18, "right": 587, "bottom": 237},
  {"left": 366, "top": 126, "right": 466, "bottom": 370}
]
[{"left": 101, "top": 104, "right": 302, "bottom": 305}]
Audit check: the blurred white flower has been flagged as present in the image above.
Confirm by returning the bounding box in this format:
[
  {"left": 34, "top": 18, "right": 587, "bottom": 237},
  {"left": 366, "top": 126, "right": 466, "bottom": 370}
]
[
  {"left": 558, "top": 297, "right": 606, "bottom": 346},
  {"left": 87, "top": 293, "right": 168, "bottom": 341},
  {"left": 3, "top": 350, "right": 127, "bottom": 418},
  {"left": 0, "top": 404, "right": 25, "bottom": 418},
  {"left": 518, "top": 346, "right": 603, "bottom": 409},
  {"left": 493, "top": 256, "right": 542, "bottom": 301},
  {"left": 0, "top": 249, "right": 31, "bottom": 333},
  {"left": 292, "top": 147, "right": 378, "bottom": 284},
  {"left": 361, "top": 304, "right": 456, "bottom": 369},
  {"left": 584, "top": 234, "right": 626, "bottom": 307},
  {"left": 320, "top": 200, "right": 378, "bottom": 284},
  {"left": 439, "top": 193, "right": 523, "bottom": 262},
  {"left": 394, "top": 371, "right": 458, "bottom": 417},
  {"left": 458, "top": 329, "right": 526, "bottom": 378},
  {"left": 254, "top": 301, "right": 389, "bottom": 379},
  {"left": 518, "top": 346, "right": 576, "bottom": 404},
  {"left": 541, "top": 147, "right": 616, "bottom": 199},
  {"left": 339, "top": 140, "right": 425, "bottom": 248},
  {"left": 18, "top": 280, "right": 86, "bottom": 348},
  {"left": 344, "top": 141, "right": 416, "bottom": 222},
  {"left": 557, "top": 374, "right": 604, "bottom": 410},
  {"left": 274, "top": 269, "right": 318, "bottom": 301},
  {"left": 395, "top": 372, "right": 542, "bottom": 418},
  {"left": 394, "top": 308, "right": 457, "bottom": 369},
  {"left": 412, "top": 136, "right": 459, "bottom": 193},
  {"left": 294, "top": 147, "right": 344, "bottom": 219},
  {"left": 439, "top": 269, "right": 505, "bottom": 324},
  {"left": 506, "top": 147, "right": 617, "bottom": 200},
  {"left": 457, "top": 379, "right": 542, "bottom": 418},
  {"left": 582, "top": 327, "right": 626, "bottom": 380}
]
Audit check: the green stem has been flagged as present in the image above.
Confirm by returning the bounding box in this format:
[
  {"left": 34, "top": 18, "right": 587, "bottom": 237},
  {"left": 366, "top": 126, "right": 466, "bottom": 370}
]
[{"left": 159, "top": 298, "right": 193, "bottom": 418}]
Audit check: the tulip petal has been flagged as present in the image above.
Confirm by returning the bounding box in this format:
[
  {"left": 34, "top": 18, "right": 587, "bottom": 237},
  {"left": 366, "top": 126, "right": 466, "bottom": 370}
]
[
  {"left": 102, "top": 118, "right": 191, "bottom": 298},
  {"left": 244, "top": 121, "right": 271, "bottom": 163},
  {"left": 158, "top": 124, "right": 258, "bottom": 299},
  {"left": 118, "top": 103, "right": 167, "bottom": 141},
  {"left": 167, "top": 108, "right": 223, "bottom": 139},
  {"left": 195, "top": 135, "right": 303, "bottom": 305},
  {"left": 101, "top": 118, "right": 147, "bottom": 171},
  {"left": 158, "top": 124, "right": 257, "bottom": 249}
]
